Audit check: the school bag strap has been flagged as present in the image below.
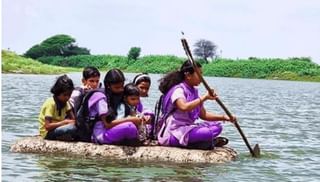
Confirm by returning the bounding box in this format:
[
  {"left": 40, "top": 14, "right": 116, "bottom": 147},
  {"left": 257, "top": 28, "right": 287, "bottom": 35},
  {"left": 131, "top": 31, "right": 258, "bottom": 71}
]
[
  {"left": 153, "top": 94, "right": 177, "bottom": 139},
  {"left": 71, "top": 86, "right": 85, "bottom": 115}
]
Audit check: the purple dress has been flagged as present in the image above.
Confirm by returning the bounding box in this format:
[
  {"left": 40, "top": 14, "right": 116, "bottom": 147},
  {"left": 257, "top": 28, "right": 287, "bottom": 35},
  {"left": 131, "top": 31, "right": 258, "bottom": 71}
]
[
  {"left": 89, "top": 92, "right": 139, "bottom": 144},
  {"left": 157, "top": 82, "right": 222, "bottom": 148}
]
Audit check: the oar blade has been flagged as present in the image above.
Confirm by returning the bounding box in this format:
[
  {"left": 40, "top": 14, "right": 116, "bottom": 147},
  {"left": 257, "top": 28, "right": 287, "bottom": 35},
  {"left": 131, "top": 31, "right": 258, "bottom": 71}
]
[{"left": 252, "top": 144, "right": 261, "bottom": 158}]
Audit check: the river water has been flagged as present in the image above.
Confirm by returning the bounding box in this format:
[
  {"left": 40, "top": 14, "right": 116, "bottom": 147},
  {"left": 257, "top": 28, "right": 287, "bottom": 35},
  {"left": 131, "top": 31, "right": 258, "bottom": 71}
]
[{"left": 2, "top": 73, "right": 320, "bottom": 181}]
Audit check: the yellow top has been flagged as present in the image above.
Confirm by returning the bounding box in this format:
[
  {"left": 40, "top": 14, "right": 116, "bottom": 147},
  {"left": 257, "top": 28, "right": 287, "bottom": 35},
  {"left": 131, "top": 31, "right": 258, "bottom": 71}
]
[{"left": 38, "top": 97, "right": 72, "bottom": 138}]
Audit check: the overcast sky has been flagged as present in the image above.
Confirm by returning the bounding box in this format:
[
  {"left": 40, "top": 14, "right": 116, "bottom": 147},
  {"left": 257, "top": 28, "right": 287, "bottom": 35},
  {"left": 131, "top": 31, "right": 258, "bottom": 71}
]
[{"left": 3, "top": 0, "right": 320, "bottom": 64}]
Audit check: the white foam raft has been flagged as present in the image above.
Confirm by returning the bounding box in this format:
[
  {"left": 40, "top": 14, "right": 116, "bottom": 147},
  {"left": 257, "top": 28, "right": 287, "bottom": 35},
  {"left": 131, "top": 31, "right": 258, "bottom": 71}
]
[{"left": 10, "top": 136, "right": 237, "bottom": 163}]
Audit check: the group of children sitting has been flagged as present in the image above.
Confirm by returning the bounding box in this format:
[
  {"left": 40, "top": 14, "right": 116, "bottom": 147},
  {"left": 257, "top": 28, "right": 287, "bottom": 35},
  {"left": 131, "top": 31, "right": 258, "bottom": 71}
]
[{"left": 39, "top": 60, "right": 236, "bottom": 150}]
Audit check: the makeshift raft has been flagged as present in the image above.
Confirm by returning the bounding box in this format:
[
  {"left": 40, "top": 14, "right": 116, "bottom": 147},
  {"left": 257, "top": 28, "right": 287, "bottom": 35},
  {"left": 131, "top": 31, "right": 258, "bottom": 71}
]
[{"left": 10, "top": 136, "right": 237, "bottom": 163}]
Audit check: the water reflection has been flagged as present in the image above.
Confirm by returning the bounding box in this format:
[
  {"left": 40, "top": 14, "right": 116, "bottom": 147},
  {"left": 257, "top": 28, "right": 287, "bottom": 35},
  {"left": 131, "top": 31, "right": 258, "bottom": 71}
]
[{"left": 35, "top": 155, "right": 207, "bottom": 181}]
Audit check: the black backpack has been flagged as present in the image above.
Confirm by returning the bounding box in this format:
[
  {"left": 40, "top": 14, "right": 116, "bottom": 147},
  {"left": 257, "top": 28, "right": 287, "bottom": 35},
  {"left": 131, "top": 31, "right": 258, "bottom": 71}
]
[
  {"left": 72, "top": 87, "right": 85, "bottom": 115},
  {"left": 72, "top": 83, "right": 103, "bottom": 115},
  {"left": 75, "top": 89, "right": 104, "bottom": 142}
]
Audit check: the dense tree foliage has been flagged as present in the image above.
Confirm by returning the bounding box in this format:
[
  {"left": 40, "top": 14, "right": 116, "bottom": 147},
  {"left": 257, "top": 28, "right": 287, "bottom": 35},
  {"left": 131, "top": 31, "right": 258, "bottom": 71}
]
[
  {"left": 24, "top": 34, "right": 90, "bottom": 59},
  {"left": 193, "top": 39, "right": 217, "bottom": 63},
  {"left": 127, "top": 47, "right": 141, "bottom": 60}
]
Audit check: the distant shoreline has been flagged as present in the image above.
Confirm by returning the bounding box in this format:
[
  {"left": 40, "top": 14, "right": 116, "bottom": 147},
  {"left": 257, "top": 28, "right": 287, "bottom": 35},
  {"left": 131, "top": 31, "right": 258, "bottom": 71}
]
[{"left": 2, "top": 50, "right": 320, "bottom": 82}]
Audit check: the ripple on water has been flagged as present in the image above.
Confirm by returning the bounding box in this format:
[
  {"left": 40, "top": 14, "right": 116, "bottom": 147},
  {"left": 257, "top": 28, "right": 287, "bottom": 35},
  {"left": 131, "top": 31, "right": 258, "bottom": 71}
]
[{"left": 2, "top": 74, "right": 320, "bottom": 181}]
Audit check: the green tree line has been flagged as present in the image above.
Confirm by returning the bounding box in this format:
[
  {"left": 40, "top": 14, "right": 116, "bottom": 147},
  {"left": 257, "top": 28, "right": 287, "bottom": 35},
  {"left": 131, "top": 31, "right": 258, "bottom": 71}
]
[
  {"left": 12, "top": 33, "right": 320, "bottom": 82},
  {"left": 3, "top": 49, "right": 320, "bottom": 81},
  {"left": 36, "top": 54, "right": 320, "bottom": 80}
]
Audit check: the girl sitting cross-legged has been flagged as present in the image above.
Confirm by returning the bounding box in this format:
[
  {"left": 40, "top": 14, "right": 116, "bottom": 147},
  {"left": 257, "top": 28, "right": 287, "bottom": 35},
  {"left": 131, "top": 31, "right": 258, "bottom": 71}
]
[
  {"left": 157, "top": 60, "right": 236, "bottom": 150},
  {"left": 91, "top": 69, "right": 146, "bottom": 145},
  {"left": 115, "top": 83, "right": 151, "bottom": 143},
  {"left": 132, "top": 73, "right": 155, "bottom": 140},
  {"left": 39, "top": 74, "right": 77, "bottom": 141}
]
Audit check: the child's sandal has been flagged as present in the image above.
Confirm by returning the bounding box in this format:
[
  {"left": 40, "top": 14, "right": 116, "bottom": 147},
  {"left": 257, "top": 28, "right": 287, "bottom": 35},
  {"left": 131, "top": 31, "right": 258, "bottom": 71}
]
[{"left": 213, "top": 137, "right": 229, "bottom": 147}]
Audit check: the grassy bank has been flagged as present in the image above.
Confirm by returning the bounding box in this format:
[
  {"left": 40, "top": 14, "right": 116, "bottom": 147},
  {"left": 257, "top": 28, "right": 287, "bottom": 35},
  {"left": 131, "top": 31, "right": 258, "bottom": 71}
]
[
  {"left": 1, "top": 50, "right": 79, "bottom": 74},
  {"left": 204, "top": 58, "right": 320, "bottom": 82},
  {"left": 3, "top": 50, "right": 320, "bottom": 82}
]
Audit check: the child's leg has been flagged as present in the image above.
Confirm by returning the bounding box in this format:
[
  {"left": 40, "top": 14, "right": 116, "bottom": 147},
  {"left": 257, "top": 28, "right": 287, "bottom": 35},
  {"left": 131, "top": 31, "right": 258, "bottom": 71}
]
[
  {"left": 102, "top": 122, "right": 138, "bottom": 144},
  {"left": 206, "top": 122, "right": 223, "bottom": 139},
  {"left": 189, "top": 124, "right": 223, "bottom": 143},
  {"left": 45, "top": 123, "right": 77, "bottom": 140},
  {"left": 188, "top": 127, "right": 212, "bottom": 143},
  {"left": 188, "top": 124, "right": 223, "bottom": 149},
  {"left": 168, "top": 127, "right": 212, "bottom": 147},
  {"left": 187, "top": 127, "right": 215, "bottom": 149},
  {"left": 168, "top": 124, "right": 223, "bottom": 149}
]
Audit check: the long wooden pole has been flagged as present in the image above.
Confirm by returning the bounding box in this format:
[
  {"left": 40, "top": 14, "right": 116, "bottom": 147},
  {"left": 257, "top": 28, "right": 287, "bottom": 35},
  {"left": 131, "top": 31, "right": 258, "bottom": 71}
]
[{"left": 181, "top": 36, "right": 260, "bottom": 157}]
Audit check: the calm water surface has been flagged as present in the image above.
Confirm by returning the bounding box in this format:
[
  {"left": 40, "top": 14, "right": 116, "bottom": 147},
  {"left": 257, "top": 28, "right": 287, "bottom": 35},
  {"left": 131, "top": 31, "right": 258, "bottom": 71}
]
[{"left": 2, "top": 73, "right": 320, "bottom": 181}]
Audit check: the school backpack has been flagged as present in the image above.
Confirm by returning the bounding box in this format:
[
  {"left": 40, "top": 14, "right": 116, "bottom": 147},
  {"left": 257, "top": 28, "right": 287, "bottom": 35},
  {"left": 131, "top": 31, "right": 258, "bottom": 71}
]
[
  {"left": 71, "top": 83, "right": 102, "bottom": 115},
  {"left": 71, "top": 87, "right": 85, "bottom": 115},
  {"left": 75, "top": 89, "right": 104, "bottom": 142}
]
